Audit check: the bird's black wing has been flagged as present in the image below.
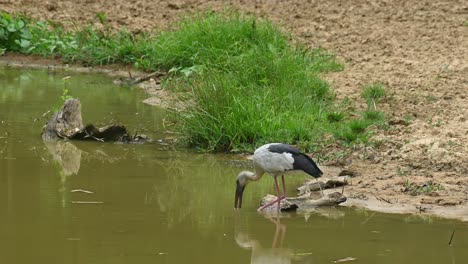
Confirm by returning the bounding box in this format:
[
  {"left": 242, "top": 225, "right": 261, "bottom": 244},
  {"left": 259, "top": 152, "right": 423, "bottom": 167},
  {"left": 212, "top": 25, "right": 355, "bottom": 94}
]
[
  {"left": 267, "top": 143, "right": 301, "bottom": 155},
  {"left": 292, "top": 153, "right": 323, "bottom": 178}
]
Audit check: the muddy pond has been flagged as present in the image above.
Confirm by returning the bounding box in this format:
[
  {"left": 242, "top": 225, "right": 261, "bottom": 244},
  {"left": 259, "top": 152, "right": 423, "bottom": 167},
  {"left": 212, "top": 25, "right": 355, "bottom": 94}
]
[{"left": 1, "top": 67, "right": 467, "bottom": 264}]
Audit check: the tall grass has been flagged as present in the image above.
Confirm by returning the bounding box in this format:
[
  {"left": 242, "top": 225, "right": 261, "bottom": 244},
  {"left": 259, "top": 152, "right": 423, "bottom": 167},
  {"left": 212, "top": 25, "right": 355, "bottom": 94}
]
[
  {"left": 161, "top": 13, "right": 346, "bottom": 151},
  {"left": 0, "top": 11, "right": 386, "bottom": 153}
]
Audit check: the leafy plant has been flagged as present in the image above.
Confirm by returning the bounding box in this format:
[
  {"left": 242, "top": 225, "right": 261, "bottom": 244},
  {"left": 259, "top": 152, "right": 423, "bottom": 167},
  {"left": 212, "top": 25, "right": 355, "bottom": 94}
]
[{"left": 0, "top": 12, "right": 32, "bottom": 51}]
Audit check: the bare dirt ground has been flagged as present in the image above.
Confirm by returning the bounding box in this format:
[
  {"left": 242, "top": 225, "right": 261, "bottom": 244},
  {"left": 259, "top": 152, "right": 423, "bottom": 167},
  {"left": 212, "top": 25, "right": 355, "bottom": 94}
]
[{"left": 2, "top": 0, "right": 468, "bottom": 220}]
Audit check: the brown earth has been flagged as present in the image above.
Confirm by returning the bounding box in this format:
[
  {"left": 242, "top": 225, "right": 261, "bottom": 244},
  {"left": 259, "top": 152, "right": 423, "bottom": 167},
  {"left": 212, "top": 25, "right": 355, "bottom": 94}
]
[{"left": 2, "top": 0, "right": 468, "bottom": 220}]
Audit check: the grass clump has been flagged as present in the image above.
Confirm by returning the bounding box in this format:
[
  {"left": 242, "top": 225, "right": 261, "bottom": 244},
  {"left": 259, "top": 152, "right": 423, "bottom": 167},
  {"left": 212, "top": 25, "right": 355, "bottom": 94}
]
[
  {"left": 403, "top": 180, "right": 443, "bottom": 196},
  {"left": 326, "top": 112, "right": 346, "bottom": 123},
  {"left": 362, "top": 109, "right": 385, "bottom": 122},
  {"left": 361, "top": 82, "right": 387, "bottom": 110},
  {"left": 160, "top": 13, "right": 346, "bottom": 151},
  {"left": 331, "top": 83, "right": 387, "bottom": 144},
  {"left": 1, "top": 11, "right": 387, "bottom": 153}
]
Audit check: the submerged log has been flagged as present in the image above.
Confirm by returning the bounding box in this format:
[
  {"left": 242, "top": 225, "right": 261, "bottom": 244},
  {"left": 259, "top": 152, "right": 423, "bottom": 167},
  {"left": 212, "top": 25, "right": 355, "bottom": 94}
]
[
  {"left": 69, "top": 124, "right": 130, "bottom": 142},
  {"left": 260, "top": 192, "right": 347, "bottom": 212},
  {"left": 42, "top": 98, "right": 149, "bottom": 143}
]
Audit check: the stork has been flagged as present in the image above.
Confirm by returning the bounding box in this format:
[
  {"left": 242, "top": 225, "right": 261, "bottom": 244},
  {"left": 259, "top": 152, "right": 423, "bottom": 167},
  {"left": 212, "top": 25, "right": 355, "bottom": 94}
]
[{"left": 234, "top": 143, "right": 323, "bottom": 212}]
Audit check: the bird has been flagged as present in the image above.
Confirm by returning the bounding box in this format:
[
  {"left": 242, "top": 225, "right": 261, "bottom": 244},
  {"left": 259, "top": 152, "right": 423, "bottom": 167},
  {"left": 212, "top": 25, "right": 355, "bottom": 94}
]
[{"left": 234, "top": 143, "right": 323, "bottom": 212}]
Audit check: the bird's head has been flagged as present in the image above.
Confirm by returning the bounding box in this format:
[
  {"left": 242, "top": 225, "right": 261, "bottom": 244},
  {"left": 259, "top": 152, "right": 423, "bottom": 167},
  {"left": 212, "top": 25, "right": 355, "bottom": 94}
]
[{"left": 234, "top": 171, "right": 253, "bottom": 209}]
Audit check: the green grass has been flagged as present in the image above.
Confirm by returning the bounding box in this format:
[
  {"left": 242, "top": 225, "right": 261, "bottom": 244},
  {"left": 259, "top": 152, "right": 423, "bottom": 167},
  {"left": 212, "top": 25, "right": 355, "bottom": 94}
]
[
  {"left": 362, "top": 109, "right": 385, "bottom": 122},
  {"left": 1, "top": 11, "right": 387, "bottom": 153},
  {"left": 361, "top": 82, "right": 387, "bottom": 110}
]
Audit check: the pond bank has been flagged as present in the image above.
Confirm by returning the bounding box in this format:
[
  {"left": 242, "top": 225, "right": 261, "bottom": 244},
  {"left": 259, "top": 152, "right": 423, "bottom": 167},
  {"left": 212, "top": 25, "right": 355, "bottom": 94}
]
[{"left": 2, "top": 54, "right": 467, "bottom": 222}]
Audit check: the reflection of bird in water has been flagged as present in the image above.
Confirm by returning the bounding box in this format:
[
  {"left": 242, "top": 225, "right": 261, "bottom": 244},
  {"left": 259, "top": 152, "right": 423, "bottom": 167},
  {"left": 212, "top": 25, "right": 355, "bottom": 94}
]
[
  {"left": 234, "top": 143, "right": 323, "bottom": 212},
  {"left": 235, "top": 214, "right": 291, "bottom": 264}
]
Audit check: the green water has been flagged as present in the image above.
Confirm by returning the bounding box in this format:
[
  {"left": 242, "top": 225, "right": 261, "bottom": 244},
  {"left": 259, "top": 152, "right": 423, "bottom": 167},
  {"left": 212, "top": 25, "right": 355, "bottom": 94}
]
[{"left": 1, "top": 67, "right": 467, "bottom": 264}]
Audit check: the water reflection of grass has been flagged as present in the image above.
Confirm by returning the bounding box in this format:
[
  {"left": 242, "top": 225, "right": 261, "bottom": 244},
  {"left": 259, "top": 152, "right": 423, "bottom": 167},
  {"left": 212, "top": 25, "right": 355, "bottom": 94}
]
[
  {"left": 144, "top": 153, "right": 311, "bottom": 228},
  {"left": 404, "top": 214, "right": 435, "bottom": 224},
  {"left": 146, "top": 154, "right": 238, "bottom": 228}
]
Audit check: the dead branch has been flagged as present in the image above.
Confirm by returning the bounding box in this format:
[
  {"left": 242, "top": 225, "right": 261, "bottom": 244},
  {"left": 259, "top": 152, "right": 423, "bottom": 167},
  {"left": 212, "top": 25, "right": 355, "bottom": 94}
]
[{"left": 130, "top": 71, "right": 165, "bottom": 85}]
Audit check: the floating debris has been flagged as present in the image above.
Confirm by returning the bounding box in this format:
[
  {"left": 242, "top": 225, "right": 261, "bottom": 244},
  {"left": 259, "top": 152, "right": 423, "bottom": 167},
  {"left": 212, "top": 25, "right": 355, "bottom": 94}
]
[
  {"left": 294, "top": 252, "right": 314, "bottom": 256},
  {"left": 71, "top": 189, "right": 94, "bottom": 194},
  {"left": 71, "top": 201, "right": 103, "bottom": 204},
  {"left": 333, "top": 257, "right": 357, "bottom": 263}
]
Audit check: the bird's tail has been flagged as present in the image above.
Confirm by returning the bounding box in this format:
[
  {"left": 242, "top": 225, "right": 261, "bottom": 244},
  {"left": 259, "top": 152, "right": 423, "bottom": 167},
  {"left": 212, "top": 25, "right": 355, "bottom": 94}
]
[{"left": 293, "top": 153, "right": 323, "bottom": 178}]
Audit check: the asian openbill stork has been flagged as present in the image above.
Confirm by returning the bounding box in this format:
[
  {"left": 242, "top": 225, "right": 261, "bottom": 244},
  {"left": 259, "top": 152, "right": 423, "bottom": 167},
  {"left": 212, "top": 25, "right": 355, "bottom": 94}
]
[{"left": 234, "top": 143, "right": 323, "bottom": 212}]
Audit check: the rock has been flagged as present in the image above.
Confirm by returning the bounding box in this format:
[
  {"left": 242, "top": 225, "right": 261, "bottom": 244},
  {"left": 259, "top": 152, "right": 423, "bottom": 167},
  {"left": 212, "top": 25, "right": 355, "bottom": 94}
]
[{"left": 377, "top": 175, "right": 393, "bottom": 180}]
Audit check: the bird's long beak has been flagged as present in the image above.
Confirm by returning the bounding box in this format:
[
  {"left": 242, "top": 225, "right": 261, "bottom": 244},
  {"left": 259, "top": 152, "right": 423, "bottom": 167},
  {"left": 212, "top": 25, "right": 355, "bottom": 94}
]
[{"left": 234, "top": 180, "right": 246, "bottom": 209}]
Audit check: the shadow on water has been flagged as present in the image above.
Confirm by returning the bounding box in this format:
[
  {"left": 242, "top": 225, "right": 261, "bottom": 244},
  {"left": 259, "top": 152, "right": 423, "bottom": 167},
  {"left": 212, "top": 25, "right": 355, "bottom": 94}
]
[{"left": 2, "top": 67, "right": 468, "bottom": 264}]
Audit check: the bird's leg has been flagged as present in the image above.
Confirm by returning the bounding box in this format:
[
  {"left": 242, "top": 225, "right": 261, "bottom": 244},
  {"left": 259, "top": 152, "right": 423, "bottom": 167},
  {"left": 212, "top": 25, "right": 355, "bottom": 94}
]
[
  {"left": 317, "top": 178, "right": 325, "bottom": 198},
  {"left": 275, "top": 177, "right": 282, "bottom": 213},
  {"left": 257, "top": 198, "right": 279, "bottom": 212},
  {"left": 257, "top": 177, "right": 282, "bottom": 212},
  {"left": 281, "top": 175, "right": 286, "bottom": 200}
]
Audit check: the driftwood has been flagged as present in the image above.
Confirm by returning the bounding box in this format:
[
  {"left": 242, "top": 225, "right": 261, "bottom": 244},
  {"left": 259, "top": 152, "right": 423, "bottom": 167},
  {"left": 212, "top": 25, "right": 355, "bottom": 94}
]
[
  {"left": 260, "top": 195, "right": 299, "bottom": 212},
  {"left": 68, "top": 124, "right": 130, "bottom": 142},
  {"left": 260, "top": 192, "right": 347, "bottom": 212},
  {"left": 113, "top": 71, "right": 166, "bottom": 86},
  {"left": 297, "top": 176, "right": 350, "bottom": 196},
  {"left": 42, "top": 98, "right": 149, "bottom": 143}
]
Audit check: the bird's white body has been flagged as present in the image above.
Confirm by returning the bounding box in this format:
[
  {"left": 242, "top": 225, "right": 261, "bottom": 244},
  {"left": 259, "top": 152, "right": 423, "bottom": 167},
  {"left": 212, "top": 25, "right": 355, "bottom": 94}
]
[{"left": 253, "top": 143, "right": 294, "bottom": 176}]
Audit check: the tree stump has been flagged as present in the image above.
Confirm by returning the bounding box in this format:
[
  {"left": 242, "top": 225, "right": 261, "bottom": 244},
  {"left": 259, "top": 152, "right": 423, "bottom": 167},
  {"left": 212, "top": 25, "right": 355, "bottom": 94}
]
[
  {"left": 42, "top": 98, "right": 148, "bottom": 143},
  {"left": 42, "top": 98, "right": 84, "bottom": 140}
]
